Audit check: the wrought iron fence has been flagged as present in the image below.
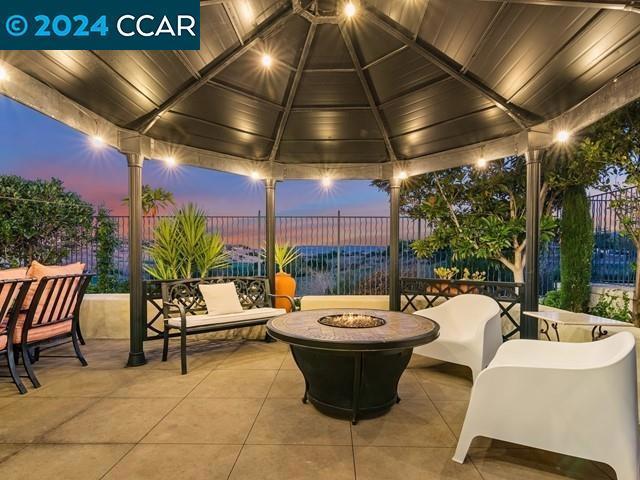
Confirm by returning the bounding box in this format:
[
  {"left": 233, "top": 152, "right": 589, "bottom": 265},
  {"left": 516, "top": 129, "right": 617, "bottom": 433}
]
[{"left": 61, "top": 188, "right": 637, "bottom": 296}]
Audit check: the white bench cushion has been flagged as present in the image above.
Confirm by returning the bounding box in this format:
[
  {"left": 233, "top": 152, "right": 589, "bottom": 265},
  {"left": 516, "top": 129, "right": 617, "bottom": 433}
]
[{"left": 167, "top": 307, "right": 286, "bottom": 328}]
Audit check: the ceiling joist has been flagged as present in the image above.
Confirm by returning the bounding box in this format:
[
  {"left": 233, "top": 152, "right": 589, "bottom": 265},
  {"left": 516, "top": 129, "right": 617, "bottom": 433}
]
[
  {"left": 478, "top": 0, "right": 640, "bottom": 13},
  {"left": 130, "top": 5, "right": 294, "bottom": 134},
  {"left": 269, "top": 23, "right": 317, "bottom": 162},
  {"left": 362, "top": 7, "right": 542, "bottom": 129},
  {"left": 340, "top": 21, "right": 398, "bottom": 161}
]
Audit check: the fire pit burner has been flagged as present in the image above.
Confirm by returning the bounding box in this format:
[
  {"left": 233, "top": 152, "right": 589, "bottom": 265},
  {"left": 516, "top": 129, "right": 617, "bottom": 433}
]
[{"left": 318, "top": 313, "right": 386, "bottom": 328}]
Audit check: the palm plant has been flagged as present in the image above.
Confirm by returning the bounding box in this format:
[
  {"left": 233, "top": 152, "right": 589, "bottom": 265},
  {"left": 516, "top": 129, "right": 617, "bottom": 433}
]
[
  {"left": 123, "top": 185, "right": 175, "bottom": 216},
  {"left": 145, "top": 203, "right": 230, "bottom": 280},
  {"left": 144, "top": 218, "right": 181, "bottom": 280},
  {"left": 274, "top": 243, "right": 301, "bottom": 274}
]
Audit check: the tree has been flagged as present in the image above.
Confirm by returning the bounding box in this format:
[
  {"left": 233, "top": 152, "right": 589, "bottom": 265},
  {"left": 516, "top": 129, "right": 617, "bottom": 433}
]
[
  {"left": 578, "top": 100, "right": 640, "bottom": 324},
  {"left": 559, "top": 186, "right": 593, "bottom": 312},
  {"left": 376, "top": 157, "right": 555, "bottom": 282},
  {"left": 375, "top": 145, "right": 610, "bottom": 283},
  {"left": 123, "top": 185, "right": 174, "bottom": 216},
  {"left": 0, "top": 176, "right": 93, "bottom": 266}
]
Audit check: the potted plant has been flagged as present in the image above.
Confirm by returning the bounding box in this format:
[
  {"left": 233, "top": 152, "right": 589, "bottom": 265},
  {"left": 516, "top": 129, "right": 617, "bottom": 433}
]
[
  {"left": 459, "top": 268, "right": 486, "bottom": 293},
  {"left": 431, "top": 266, "right": 459, "bottom": 294},
  {"left": 274, "top": 243, "right": 301, "bottom": 312}
]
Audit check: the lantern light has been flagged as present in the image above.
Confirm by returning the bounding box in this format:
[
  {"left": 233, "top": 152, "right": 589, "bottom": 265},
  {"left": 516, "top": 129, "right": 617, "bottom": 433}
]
[
  {"left": 261, "top": 54, "right": 273, "bottom": 68},
  {"left": 344, "top": 2, "right": 357, "bottom": 17},
  {"left": 555, "top": 130, "right": 571, "bottom": 143}
]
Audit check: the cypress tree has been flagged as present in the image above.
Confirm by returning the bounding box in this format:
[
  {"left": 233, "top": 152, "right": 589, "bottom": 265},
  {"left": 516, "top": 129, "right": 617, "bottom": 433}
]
[{"left": 559, "top": 186, "right": 594, "bottom": 312}]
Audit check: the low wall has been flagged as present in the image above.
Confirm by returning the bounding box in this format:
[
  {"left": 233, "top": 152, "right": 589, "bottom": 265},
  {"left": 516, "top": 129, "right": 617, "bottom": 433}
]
[{"left": 79, "top": 294, "right": 266, "bottom": 340}]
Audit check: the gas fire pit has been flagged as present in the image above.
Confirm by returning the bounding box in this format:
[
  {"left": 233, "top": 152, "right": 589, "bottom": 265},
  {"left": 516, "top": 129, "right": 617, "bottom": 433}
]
[
  {"left": 266, "top": 309, "right": 439, "bottom": 424},
  {"left": 317, "top": 313, "right": 386, "bottom": 328}
]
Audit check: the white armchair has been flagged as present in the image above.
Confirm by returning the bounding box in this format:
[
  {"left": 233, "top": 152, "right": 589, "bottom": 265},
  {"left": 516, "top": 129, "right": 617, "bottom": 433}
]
[
  {"left": 412, "top": 294, "right": 502, "bottom": 381},
  {"left": 453, "top": 332, "right": 639, "bottom": 480}
]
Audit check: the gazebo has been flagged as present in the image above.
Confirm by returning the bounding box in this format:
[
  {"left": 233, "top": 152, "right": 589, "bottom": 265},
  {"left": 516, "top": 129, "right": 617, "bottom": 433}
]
[{"left": 2, "top": 0, "right": 640, "bottom": 368}]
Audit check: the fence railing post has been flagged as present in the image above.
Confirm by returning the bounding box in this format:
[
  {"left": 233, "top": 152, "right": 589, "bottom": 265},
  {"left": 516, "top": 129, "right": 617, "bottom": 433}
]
[
  {"left": 336, "top": 210, "right": 341, "bottom": 295},
  {"left": 257, "top": 210, "right": 262, "bottom": 277}
]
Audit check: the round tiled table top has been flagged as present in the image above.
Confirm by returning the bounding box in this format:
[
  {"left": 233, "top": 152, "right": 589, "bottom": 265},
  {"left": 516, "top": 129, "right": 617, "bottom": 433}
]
[{"left": 266, "top": 309, "right": 439, "bottom": 351}]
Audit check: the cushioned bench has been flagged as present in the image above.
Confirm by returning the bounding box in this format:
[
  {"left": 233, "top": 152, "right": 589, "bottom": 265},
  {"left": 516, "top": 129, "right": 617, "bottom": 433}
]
[{"left": 161, "top": 277, "right": 293, "bottom": 374}]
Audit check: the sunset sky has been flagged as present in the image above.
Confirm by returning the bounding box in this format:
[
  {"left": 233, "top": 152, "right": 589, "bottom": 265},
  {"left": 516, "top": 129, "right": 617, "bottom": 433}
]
[{"left": 0, "top": 96, "right": 390, "bottom": 216}]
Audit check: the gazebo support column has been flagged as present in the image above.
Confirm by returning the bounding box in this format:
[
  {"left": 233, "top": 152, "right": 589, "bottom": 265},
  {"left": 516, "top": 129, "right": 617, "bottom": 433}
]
[
  {"left": 522, "top": 148, "right": 542, "bottom": 339},
  {"left": 265, "top": 179, "right": 277, "bottom": 293},
  {"left": 389, "top": 177, "right": 401, "bottom": 311},
  {"left": 126, "top": 153, "right": 147, "bottom": 367}
]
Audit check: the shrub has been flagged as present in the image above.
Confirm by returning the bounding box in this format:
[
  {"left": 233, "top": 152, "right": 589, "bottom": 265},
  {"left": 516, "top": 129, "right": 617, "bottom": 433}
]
[
  {"left": 559, "top": 186, "right": 593, "bottom": 312},
  {"left": 590, "top": 290, "right": 632, "bottom": 323},
  {"left": 0, "top": 175, "right": 93, "bottom": 266}
]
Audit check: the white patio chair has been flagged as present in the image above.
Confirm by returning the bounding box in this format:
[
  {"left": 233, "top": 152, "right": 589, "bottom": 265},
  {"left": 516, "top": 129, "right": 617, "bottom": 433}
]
[
  {"left": 412, "top": 294, "right": 502, "bottom": 381},
  {"left": 453, "top": 332, "right": 639, "bottom": 480}
]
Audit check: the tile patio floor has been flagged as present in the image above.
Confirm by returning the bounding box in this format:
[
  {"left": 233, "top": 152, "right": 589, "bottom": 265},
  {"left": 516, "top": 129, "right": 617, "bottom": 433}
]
[{"left": 0, "top": 338, "right": 618, "bottom": 479}]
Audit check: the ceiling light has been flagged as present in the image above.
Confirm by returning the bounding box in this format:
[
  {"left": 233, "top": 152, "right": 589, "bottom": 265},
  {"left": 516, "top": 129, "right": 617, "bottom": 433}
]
[
  {"left": 90, "top": 135, "right": 105, "bottom": 149},
  {"left": 477, "top": 157, "right": 487, "bottom": 168},
  {"left": 396, "top": 171, "right": 408, "bottom": 180},
  {"left": 164, "top": 156, "right": 177, "bottom": 167},
  {"left": 250, "top": 170, "right": 261, "bottom": 181},
  {"left": 555, "top": 130, "right": 571, "bottom": 143},
  {"left": 344, "top": 2, "right": 357, "bottom": 17},
  {"left": 321, "top": 176, "right": 333, "bottom": 189},
  {"left": 261, "top": 54, "right": 272, "bottom": 68},
  {"left": 0, "top": 66, "right": 8, "bottom": 81}
]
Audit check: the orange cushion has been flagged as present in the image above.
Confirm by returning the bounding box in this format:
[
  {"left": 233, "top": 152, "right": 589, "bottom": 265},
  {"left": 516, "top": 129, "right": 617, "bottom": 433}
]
[
  {"left": 14, "top": 319, "right": 72, "bottom": 344},
  {"left": 23, "top": 261, "right": 85, "bottom": 310},
  {"left": 0, "top": 267, "right": 28, "bottom": 280}
]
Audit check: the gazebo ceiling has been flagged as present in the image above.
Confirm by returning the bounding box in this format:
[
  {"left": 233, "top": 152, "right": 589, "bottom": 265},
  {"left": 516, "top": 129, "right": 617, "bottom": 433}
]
[{"left": 2, "top": 0, "right": 640, "bottom": 178}]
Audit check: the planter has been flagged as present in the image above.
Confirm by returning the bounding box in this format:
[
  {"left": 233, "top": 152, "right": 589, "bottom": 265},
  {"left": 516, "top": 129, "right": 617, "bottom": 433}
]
[
  {"left": 426, "top": 282, "right": 459, "bottom": 295},
  {"left": 275, "top": 271, "right": 296, "bottom": 312}
]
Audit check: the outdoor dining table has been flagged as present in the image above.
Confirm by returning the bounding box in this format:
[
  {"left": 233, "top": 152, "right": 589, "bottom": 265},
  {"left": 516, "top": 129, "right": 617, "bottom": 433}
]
[{"left": 524, "top": 310, "right": 634, "bottom": 342}]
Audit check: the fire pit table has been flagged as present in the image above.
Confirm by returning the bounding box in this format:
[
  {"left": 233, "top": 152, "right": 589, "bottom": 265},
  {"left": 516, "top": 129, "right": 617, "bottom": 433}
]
[{"left": 266, "top": 309, "right": 439, "bottom": 424}]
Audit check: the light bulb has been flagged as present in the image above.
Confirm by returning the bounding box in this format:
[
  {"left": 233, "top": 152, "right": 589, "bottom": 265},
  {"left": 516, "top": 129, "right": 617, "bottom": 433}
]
[
  {"left": 477, "top": 157, "right": 487, "bottom": 168},
  {"left": 261, "top": 54, "right": 272, "bottom": 68},
  {"left": 0, "top": 66, "right": 8, "bottom": 81},
  {"left": 344, "top": 2, "right": 357, "bottom": 17},
  {"left": 165, "top": 156, "right": 177, "bottom": 167},
  {"left": 396, "top": 171, "right": 408, "bottom": 180},
  {"left": 555, "top": 130, "right": 571, "bottom": 143},
  {"left": 250, "top": 170, "right": 261, "bottom": 181},
  {"left": 321, "top": 177, "right": 333, "bottom": 189},
  {"left": 90, "top": 135, "right": 105, "bottom": 149}
]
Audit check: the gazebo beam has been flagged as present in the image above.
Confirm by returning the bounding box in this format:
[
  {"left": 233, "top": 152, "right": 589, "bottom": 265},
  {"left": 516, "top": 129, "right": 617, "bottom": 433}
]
[
  {"left": 478, "top": 0, "right": 640, "bottom": 13},
  {"left": 362, "top": 7, "right": 542, "bottom": 129},
  {"left": 269, "top": 23, "right": 317, "bottom": 162},
  {"left": 221, "top": 1, "right": 245, "bottom": 45},
  {"left": 131, "top": 5, "right": 294, "bottom": 134},
  {"left": 3, "top": 58, "right": 640, "bottom": 180},
  {"left": 340, "top": 22, "right": 398, "bottom": 161}
]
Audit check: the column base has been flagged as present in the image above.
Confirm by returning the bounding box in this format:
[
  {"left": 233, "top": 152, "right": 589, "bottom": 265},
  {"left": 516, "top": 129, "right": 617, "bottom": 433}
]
[{"left": 126, "top": 351, "right": 147, "bottom": 367}]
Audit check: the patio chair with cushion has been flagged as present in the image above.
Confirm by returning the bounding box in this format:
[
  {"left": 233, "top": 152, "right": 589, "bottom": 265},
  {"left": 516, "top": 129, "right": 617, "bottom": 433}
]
[
  {"left": 17, "top": 273, "right": 93, "bottom": 388},
  {"left": 453, "top": 332, "right": 639, "bottom": 480},
  {"left": 412, "top": 294, "right": 502, "bottom": 381},
  {"left": 0, "top": 278, "right": 35, "bottom": 394},
  {"left": 161, "top": 277, "right": 292, "bottom": 374}
]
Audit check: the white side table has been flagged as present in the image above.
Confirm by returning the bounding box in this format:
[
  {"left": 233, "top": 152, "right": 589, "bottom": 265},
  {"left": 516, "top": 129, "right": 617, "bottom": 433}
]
[{"left": 523, "top": 310, "right": 633, "bottom": 341}]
